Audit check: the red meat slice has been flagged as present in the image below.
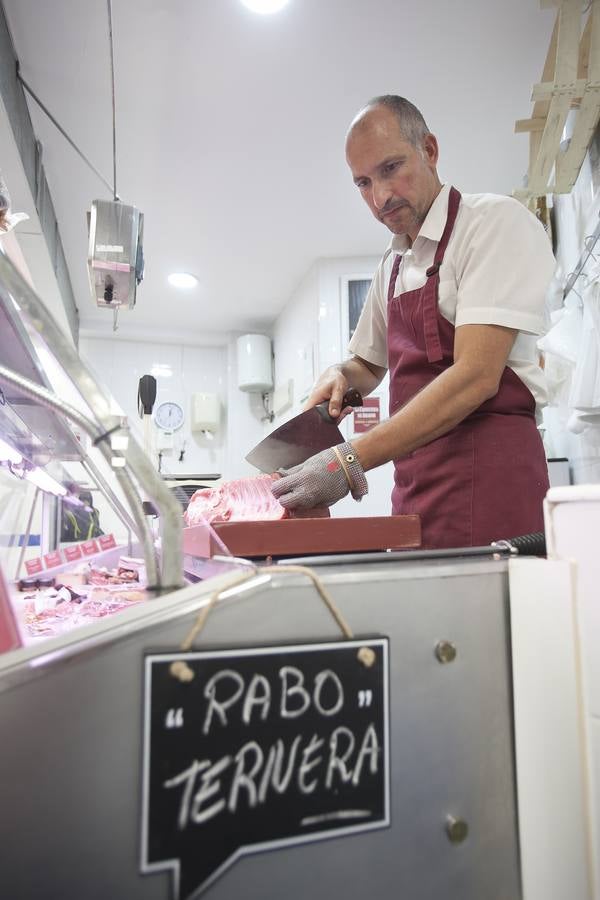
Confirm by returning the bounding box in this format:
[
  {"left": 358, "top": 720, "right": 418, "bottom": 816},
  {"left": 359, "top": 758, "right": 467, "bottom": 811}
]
[{"left": 184, "top": 474, "right": 328, "bottom": 525}]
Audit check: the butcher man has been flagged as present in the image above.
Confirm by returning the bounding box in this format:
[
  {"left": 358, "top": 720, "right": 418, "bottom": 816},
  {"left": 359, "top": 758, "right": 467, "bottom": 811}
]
[{"left": 271, "top": 95, "right": 555, "bottom": 548}]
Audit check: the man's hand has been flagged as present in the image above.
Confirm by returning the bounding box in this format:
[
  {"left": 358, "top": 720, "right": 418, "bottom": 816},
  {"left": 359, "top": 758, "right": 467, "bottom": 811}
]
[
  {"left": 272, "top": 442, "right": 368, "bottom": 509},
  {"left": 303, "top": 367, "right": 351, "bottom": 419},
  {"left": 304, "top": 357, "right": 386, "bottom": 418}
]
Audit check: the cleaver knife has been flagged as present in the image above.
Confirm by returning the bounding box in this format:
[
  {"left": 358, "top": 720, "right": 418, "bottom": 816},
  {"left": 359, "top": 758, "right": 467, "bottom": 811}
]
[{"left": 245, "top": 389, "right": 363, "bottom": 473}]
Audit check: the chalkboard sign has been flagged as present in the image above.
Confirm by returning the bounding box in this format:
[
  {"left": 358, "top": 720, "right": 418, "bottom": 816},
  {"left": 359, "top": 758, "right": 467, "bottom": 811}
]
[{"left": 141, "top": 638, "right": 390, "bottom": 899}]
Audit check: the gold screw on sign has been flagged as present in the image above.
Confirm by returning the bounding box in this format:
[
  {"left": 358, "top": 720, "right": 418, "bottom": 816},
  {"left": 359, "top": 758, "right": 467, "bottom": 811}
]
[
  {"left": 434, "top": 640, "right": 457, "bottom": 664},
  {"left": 445, "top": 815, "right": 469, "bottom": 844},
  {"left": 357, "top": 646, "right": 376, "bottom": 667},
  {"left": 170, "top": 660, "right": 194, "bottom": 682}
]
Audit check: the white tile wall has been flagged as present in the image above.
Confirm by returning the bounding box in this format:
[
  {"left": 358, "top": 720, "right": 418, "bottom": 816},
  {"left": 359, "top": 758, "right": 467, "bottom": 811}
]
[
  {"left": 271, "top": 255, "right": 395, "bottom": 517},
  {"left": 79, "top": 335, "right": 267, "bottom": 483}
]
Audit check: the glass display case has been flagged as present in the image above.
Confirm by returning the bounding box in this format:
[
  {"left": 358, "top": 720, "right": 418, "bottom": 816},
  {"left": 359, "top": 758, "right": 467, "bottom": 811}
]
[
  {"left": 0, "top": 249, "right": 524, "bottom": 899},
  {"left": 0, "top": 250, "right": 239, "bottom": 652}
]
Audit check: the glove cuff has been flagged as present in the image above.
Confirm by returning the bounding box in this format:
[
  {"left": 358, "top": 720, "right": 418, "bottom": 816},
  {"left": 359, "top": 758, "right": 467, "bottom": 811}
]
[{"left": 333, "top": 442, "right": 368, "bottom": 501}]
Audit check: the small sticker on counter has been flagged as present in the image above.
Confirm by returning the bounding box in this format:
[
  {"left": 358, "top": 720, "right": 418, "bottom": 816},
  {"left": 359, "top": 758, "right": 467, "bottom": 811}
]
[
  {"left": 353, "top": 397, "right": 381, "bottom": 433},
  {"left": 141, "top": 638, "right": 390, "bottom": 899},
  {"left": 98, "top": 533, "right": 117, "bottom": 551}
]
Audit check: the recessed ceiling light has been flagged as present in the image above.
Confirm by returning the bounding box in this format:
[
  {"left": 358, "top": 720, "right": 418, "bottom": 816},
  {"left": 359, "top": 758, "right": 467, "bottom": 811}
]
[
  {"left": 150, "top": 363, "right": 173, "bottom": 378},
  {"left": 168, "top": 272, "right": 198, "bottom": 289},
  {"left": 240, "top": 0, "right": 290, "bottom": 14}
]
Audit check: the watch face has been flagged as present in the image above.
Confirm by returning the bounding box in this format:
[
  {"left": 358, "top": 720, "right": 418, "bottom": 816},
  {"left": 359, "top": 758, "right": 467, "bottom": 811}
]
[{"left": 154, "top": 401, "right": 184, "bottom": 431}]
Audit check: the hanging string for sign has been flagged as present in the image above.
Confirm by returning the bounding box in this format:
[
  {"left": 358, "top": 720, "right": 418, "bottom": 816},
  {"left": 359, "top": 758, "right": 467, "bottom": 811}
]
[{"left": 169, "top": 563, "right": 375, "bottom": 684}]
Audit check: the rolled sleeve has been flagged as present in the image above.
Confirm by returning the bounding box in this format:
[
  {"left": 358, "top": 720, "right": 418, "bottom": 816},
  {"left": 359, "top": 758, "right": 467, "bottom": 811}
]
[
  {"left": 347, "top": 256, "right": 390, "bottom": 368},
  {"left": 454, "top": 198, "right": 555, "bottom": 336}
]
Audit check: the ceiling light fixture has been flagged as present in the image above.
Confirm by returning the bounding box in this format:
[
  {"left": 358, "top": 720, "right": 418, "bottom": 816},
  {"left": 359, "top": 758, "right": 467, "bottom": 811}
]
[
  {"left": 168, "top": 272, "right": 198, "bottom": 289},
  {"left": 240, "top": 0, "right": 290, "bottom": 14}
]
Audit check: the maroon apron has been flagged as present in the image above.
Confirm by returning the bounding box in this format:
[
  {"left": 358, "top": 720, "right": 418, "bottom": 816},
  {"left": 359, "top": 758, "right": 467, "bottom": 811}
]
[{"left": 387, "top": 186, "right": 549, "bottom": 549}]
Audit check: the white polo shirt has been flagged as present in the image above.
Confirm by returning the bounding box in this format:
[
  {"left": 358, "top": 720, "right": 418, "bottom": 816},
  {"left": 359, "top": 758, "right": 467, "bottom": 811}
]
[{"left": 348, "top": 183, "right": 556, "bottom": 409}]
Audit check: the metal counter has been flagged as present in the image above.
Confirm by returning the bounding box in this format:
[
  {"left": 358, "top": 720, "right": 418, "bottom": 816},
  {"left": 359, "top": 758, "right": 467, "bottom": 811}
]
[{"left": 0, "top": 552, "right": 520, "bottom": 900}]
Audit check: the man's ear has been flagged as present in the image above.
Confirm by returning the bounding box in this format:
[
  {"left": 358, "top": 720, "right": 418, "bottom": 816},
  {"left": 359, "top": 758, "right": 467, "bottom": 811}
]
[{"left": 422, "top": 133, "right": 439, "bottom": 168}]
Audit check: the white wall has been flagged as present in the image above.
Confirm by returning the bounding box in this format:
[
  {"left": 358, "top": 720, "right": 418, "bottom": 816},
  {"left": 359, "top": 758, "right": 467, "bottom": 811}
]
[
  {"left": 272, "top": 263, "right": 319, "bottom": 416},
  {"left": 272, "top": 254, "right": 395, "bottom": 517},
  {"left": 79, "top": 334, "right": 268, "bottom": 483},
  {"left": 225, "top": 333, "right": 271, "bottom": 481}
]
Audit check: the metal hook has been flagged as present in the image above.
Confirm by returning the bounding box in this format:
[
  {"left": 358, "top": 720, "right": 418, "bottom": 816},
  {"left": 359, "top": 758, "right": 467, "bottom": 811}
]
[
  {"left": 565, "top": 273, "right": 584, "bottom": 303},
  {"left": 584, "top": 234, "right": 599, "bottom": 261}
]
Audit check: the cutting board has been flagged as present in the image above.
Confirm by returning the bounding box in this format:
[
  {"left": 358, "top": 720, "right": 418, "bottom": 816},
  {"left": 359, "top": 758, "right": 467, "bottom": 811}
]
[{"left": 211, "top": 515, "right": 421, "bottom": 558}]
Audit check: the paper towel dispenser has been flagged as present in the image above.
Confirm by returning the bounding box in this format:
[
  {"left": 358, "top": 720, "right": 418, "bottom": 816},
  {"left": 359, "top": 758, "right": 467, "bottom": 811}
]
[{"left": 191, "top": 393, "right": 221, "bottom": 438}]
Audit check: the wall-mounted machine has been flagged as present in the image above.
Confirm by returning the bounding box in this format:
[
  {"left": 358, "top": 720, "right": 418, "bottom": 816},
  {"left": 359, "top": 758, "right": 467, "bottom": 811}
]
[{"left": 87, "top": 199, "right": 144, "bottom": 309}]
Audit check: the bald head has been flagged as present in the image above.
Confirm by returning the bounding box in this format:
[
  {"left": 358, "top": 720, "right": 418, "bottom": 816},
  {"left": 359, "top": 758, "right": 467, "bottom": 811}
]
[
  {"left": 347, "top": 95, "right": 431, "bottom": 149},
  {"left": 345, "top": 96, "right": 442, "bottom": 242}
]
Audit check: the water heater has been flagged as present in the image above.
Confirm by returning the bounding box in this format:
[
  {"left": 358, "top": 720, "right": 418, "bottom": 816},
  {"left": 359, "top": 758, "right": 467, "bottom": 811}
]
[{"left": 236, "top": 334, "right": 273, "bottom": 393}]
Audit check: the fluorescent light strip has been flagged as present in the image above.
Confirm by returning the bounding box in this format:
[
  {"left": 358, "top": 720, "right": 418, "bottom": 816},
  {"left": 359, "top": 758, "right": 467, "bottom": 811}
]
[
  {"left": 25, "top": 467, "right": 67, "bottom": 496},
  {"left": 0, "top": 437, "right": 22, "bottom": 465}
]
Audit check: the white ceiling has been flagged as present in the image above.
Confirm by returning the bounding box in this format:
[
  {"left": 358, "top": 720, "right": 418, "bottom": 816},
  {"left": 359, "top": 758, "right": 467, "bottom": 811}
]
[{"left": 3, "top": 0, "right": 556, "bottom": 343}]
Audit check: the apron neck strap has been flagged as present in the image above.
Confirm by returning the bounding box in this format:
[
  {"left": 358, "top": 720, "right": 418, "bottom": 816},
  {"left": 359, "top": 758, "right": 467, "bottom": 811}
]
[{"left": 427, "top": 185, "right": 461, "bottom": 275}]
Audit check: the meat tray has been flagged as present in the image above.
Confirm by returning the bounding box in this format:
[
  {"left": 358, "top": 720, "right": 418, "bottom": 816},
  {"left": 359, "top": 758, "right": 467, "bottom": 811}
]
[{"left": 210, "top": 514, "right": 421, "bottom": 558}]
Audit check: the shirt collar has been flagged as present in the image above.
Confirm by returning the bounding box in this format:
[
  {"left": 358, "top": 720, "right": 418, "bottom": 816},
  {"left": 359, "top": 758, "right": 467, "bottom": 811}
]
[{"left": 390, "top": 183, "right": 450, "bottom": 254}]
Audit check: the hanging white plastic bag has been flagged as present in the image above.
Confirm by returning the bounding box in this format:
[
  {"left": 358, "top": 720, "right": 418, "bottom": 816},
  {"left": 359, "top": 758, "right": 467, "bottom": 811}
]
[
  {"left": 537, "top": 294, "right": 583, "bottom": 363},
  {"left": 569, "top": 282, "right": 600, "bottom": 412}
]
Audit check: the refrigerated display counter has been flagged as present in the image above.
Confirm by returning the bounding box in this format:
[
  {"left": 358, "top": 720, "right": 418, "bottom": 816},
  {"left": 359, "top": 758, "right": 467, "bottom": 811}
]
[
  {"left": 0, "top": 252, "right": 522, "bottom": 899},
  {"left": 1, "top": 551, "right": 520, "bottom": 900}
]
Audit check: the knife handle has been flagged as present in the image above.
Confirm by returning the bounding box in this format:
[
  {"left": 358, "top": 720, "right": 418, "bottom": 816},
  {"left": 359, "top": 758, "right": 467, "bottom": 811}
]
[
  {"left": 342, "top": 388, "right": 363, "bottom": 409},
  {"left": 315, "top": 389, "right": 363, "bottom": 423}
]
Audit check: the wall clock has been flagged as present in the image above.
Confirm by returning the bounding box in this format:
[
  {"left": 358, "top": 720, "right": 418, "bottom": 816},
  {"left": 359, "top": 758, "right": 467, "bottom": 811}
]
[{"left": 154, "top": 400, "right": 185, "bottom": 431}]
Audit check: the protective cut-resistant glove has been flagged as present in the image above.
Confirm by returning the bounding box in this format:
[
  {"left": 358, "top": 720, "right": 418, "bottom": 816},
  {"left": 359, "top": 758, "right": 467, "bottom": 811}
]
[{"left": 271, "top": 441, "right": 368, "bottom": 509}]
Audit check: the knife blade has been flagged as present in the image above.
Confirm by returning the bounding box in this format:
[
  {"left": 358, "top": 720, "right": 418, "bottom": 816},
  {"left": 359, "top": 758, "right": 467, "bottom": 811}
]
[{"left": 245, "top": 389, "right": 363, "bottom": 473}]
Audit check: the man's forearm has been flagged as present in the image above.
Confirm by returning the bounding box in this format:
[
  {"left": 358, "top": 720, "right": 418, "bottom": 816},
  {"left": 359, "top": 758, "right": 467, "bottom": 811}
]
[
  {"left": 305, "top": 355, "right": 386, "bottom": 415},
  {"left": 352, "top": 323, "right": 517, "bottom": 470},
  {"left": 352, "top": 361, "right": 496, "bottom": 470},
  {"left": 338, "top": 357, "right": 385, "bottom": 397}
]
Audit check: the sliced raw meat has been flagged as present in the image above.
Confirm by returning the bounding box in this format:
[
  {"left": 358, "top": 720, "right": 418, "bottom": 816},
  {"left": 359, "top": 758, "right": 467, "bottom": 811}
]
[
  {"left": 184, "top": 473, "right": 329, "bottom": 526},
  {"left": 185, "top": 474, "right": 284, "bottom": 525}
]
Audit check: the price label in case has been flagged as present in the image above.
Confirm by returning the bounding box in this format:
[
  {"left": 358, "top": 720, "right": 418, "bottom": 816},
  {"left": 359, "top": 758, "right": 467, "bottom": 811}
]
[
  {"left": 25, "top": 558, "right": 43, "bottom": 576},
  {"left": 64, "top": 545, "right": 83, "bottom": 562},
  {"left": 81, "top": 539, "right": 100, "bottom": 557},
  {"left": 141, "top": 638, "right": 390, "bottom": 899},
  {"left": 98, "top": 534, "right": 116, "bottom": 551},
  {"left": 43, "top": 550, "right": 63, "bottom": 569}
]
